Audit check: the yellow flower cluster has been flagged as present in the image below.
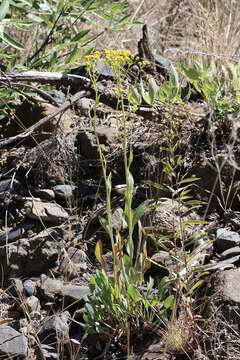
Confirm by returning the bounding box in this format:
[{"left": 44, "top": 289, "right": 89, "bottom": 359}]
[
  {"left": 84, "top": 51, "right": 101, "bottom": 65},
  {"left": 83, "top": 49, "right": 133, "bottom": 74},
  {"left": 104, "top": 49, "right": 133, "bottom": 67}
]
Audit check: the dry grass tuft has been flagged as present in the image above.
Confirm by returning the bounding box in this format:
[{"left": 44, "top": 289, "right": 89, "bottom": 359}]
[
  {"left": 124, "top": 0, "right": 240, "bottom": 62},
  {"left": 164, "top": 312, "right": 192, "bottom": 353},
  {"left": 165, "top": 319, "right": 188, "bottom": 352}
]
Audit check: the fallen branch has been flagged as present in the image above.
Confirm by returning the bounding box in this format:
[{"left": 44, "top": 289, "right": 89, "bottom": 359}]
[
  {"left": 0, "top": 71, "right": 91, "bottom": 88},
  {"left": 0, "top": 91, "right": 87, "bottom": 149}
]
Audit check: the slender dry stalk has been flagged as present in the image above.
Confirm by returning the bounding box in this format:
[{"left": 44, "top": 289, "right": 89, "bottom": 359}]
[{"left": 162, "top": 0, "right": 240, "bottom": 61}]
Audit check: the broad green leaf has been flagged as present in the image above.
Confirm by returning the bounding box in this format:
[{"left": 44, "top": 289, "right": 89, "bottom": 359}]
[
  {"left": 127, "top": 283, "right": 141, "bottom": 302},
  {"left": 148, "top": 77, "right": 159, "bottom": 104},
  {"left": 128, "top": 85, "right": 141, "bottom": 106},
  {"left": 123, "top": 254, "right": 132, "bottom": 268},
  {"left": 140, "top": 80, "right": 152, "bottom": 106},
  {"left": 181, "top": 64, "right": 202, "bottom": 81},
  {"left": 163, "top": 294, "right": 174, "bottom": 309}
]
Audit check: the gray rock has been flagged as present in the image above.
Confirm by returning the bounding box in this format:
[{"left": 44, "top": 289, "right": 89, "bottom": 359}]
[
  {"left": 76, "top": 97, "right": 93, "bottom": 116},
  {"left": 48, "top": 90, "right": 66, "bottom": 105},
  {"left": 62, "top": 284, "right": 90, "bottom": 305},
  {"left": 58, "top": 247, "right": 87, "bottom": 278},
  {"left": 67, "top": 247, "right": 87, "bottom": 270},
  {"left": 39, "top": 275, "right": 63, "bottom": 300},
  {"left": 155, "top": 54, "right": 172, "bottom": 75},
  {"left": 77, "top": 126, "right": 117, "bottom": 159},
  {"left": 217, "top": 269, "right": 240, "bottom": 303},
  {"left": 23, "top": 279, "right": 36, "bottom": 296},
  {"left": 24, "top": 199, "right": 69, "bottom": 223},
  {"left": 96, "top": 59, "right": 114, "bottom": 78},
  {"left": 0, "top": 178, "right": 21, "bottom": 194},
  {"left": 40, "top": 312, "right": 70, "bottom": 339},
  {"left": 96, "top": 126, "right": 117, "bottom": 145},
  {"left": 151, "top": 251, "right": 171, "bottom": 264},
  {"left": 0, "top": 325, "right": 27, "bottom": 357},
  {"left": 146, "top": 198, "right": 199, "bottom": 238},
  {"left": 210, "top": 269, "right": 240, "bottom": 357},
  {"left": 3, "top": 227, "right": 64, "bottom": 276},
  {"left": 35, "top": 189, "right": 55, "bottom": 201},
  {"left": 216, "top": 228, "right": 240, "bottom": 252},
  {"left": 53, "top": 184, "right": 74, "bottom": 200}
]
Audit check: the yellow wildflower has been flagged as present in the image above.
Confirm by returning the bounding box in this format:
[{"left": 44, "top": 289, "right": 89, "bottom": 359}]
[
  {"left": 84, "top": 51, "right": 101, "bottom": 66},
  {"left": 104, "top": 49, "right": 133, "bottom": 67}
]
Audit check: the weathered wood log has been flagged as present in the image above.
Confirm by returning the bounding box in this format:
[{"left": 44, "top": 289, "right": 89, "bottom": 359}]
[{"left": 0, "top": 71, "right": 91, "bottom": 88}]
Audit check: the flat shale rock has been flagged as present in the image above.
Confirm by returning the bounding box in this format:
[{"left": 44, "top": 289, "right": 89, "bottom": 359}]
[
  {"left": 216, "top": 228, "right": 240, "bottom": 252},
  {"left": 220, "top": 246, "right": 240, "bottom": 259},
  {"left": 39, "top": 275, "right": 89, "bottom": 306},
  {"left": 23, "top": 279, "right": 37, "bottom": 296},
  {"left": 24, "top": 199, "right": 69, "bottom": 223},
  {"left": 0, "top": 325, "right": 27, "bottom": 357},
  {"left": 62, "top": 284, "right": 90, "bottom": 305},
  {"left": 58, "top": 247, "right": 87, "bottom": 278}
]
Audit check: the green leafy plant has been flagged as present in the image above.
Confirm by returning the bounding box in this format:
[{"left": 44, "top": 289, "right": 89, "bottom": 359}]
[
  {"left": 82, "top": 51, "right": 174, "bottom": 344},
  {"left": 179, "top": 58, "right": 221, "bottom": 104},
  {"left": 84, "top": 270, "right": 173, "bottom": 335},
  {"left": 158, "top": 65, "right": 182, "bottom": 104},
  {"left": 0, "top": 0, "right": 134, "bottom": 70},
  {"left": 128, "top": 65, "right": 182, "bottom": 107}
]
